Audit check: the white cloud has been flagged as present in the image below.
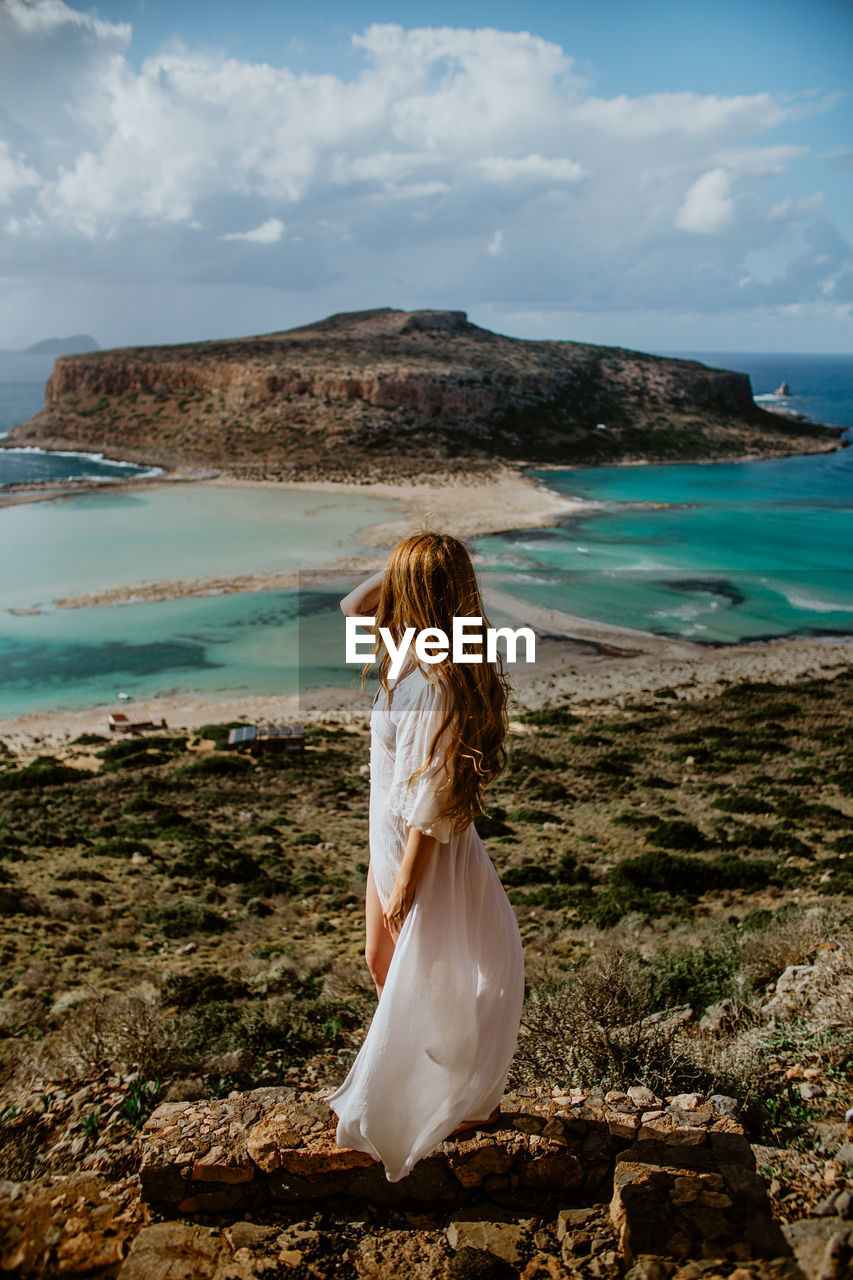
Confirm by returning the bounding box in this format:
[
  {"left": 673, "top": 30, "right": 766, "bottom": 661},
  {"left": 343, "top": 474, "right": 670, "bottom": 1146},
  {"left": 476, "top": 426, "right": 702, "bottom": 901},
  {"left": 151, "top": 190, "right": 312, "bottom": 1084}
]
[
  {"left": 711, "top": 145, "right": 807, "bottom": 175},
  {"left": 220, "top": 218, "right": 285, "bottom": 244},
  {"left": 570, "top": 92, "right": 792, "bottom": 139},
  {"left": 674, "top": 169, "right": 735, "bottom": 234},
  {"left": 767, "top": 192, "right": 825, "bottom": 221},
  {"left": 479, "top": 154, "right": 585, "bottom": 183},
  {"left": 0, "top": 4, "right": 847, "bottom": 346},
  {"left": 0, "top": 141, "right": 39, "bottom": 203}
]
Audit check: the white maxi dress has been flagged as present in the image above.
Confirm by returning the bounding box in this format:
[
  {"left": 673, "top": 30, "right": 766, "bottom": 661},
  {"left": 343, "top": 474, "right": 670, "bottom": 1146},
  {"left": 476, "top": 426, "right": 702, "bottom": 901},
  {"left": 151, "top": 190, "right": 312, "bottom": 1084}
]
[{"left": 326, "top": 665, "right": 525, "bottom": 1183}]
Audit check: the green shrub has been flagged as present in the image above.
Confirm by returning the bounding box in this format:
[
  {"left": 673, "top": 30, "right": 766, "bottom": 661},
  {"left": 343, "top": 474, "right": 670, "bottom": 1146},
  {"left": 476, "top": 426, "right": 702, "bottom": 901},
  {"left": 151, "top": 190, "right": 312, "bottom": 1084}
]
[
  {"left": 611, "top": 849, "right": 784, "bottom": 897},
  {"left": 644, "top": 940, "right": 744, "bottom": 1014},
  {"left": 0, "top": 757, "right": 79, "bottom": 791},
  {"left": 88, "top": 837, "right": 154, "bottom": 859},
  {"left": 591, "top": 750, "right": 638, "bottom": 776},
  {"left": 517, "top": 708, "right": 580, "bottom": 727},
  {"left": 160, "top": 968, "right": 251, "bottom": 1007},
  {"left": 120, "top": 1080, "right": 163, "bottom": 1132},
  {"left": 97, "top": 736, "right": 179, "bottom": 763},
  {"left": 644, "top": 819, "right": 710, "bottom": 852},
  {"left": 502, "top": 863, "right": 552, "bottom": 887},
  {"left": 476, "top": 805, "right": 513, "bottom": 838},
  {"left": 176, "top": 753, "right": 254, "bottom": 779},
  {"left": 531, "top": 779, "right": 575, "bottom": 803},
  {"left": 507, "top": 807, "right": 558, "bottom": 824},
  {"left": 153, "top": 900, "right": 230, "bottom": 938},
  {"left": 712, "top": 793, "right": 769, "bottom": 815},
  {"left": 195, "top": 722, "right": 247, "bottom": 749},
  {"left": 552, "top": 851, "right": 586, "bottom": 884},
  {"left": 169, "top": 844, "right": 260, "bottom": 885},
  {"left": 510, "top": 884, "right": 587, "bottom": 910}
]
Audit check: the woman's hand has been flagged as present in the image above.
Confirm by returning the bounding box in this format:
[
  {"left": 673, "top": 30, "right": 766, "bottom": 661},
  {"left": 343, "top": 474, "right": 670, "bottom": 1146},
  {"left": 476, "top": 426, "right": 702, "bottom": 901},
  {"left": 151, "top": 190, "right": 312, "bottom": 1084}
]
[
  {"left": 382, "top": 827, "right": 438, "bottom": 941},
  {"left": 382, "top": 877, "right": 415, "bottom": 942},
  {"left": 340, "top": 567, "right": 386, "bottom": 618}
]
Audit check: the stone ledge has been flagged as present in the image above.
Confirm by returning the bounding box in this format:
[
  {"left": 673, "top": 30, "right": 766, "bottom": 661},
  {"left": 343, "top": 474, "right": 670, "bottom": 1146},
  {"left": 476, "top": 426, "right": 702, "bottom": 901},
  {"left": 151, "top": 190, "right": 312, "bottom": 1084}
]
[
  {"left": 138, "top": 1087, "right": 750, "bottom": 1213},
  {"left": 136, "top": 1086, "right": 801, "bottom": 1271}
]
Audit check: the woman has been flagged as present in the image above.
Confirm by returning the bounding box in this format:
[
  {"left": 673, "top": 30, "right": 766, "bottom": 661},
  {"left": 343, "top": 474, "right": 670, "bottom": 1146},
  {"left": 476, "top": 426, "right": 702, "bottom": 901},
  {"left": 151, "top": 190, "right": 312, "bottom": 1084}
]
[{"left": 326, "top": 531, "right": 525, "bottom": 1183}]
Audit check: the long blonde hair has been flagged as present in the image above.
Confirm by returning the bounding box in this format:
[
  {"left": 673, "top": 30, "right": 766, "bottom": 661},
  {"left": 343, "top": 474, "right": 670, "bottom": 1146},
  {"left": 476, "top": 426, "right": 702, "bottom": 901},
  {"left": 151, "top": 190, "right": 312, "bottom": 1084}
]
[{"left": 366, "top": 531, "right": 510, "bottom": 832}]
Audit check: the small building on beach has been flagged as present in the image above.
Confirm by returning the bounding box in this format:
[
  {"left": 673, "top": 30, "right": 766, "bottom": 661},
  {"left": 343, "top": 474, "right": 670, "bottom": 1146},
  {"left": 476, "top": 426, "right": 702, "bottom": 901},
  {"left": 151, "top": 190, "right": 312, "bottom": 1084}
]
[
  {"left": 227, "top": 725, "right": 305, "bottom": 755},
  {"left": 107, "top": 712, "right": 168, "bottom": 734}
]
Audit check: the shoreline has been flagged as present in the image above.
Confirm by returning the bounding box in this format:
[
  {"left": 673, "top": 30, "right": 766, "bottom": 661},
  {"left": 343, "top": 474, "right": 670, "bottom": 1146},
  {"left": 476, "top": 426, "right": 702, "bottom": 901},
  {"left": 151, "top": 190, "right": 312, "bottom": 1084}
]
[
  {"left": 6, "top": 434, "right": 849, "bottom": 610},
  {"left": 0, "top": 417, "right": 848, "bottom": 512},
  {"left": 2, "top": 621, "right": 851, "bottom": 758},
  {"left": 35, "top": 469, "right": 595, "bottom": 610},
  {"left": 2, "top": 444, "right": 852, "bottom": 753}
]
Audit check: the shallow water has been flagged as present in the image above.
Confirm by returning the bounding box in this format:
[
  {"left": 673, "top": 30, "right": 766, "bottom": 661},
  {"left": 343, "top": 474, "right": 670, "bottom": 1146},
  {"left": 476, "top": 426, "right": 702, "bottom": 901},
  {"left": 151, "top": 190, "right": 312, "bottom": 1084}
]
[
  {"left": 1, "top": 483, "right": 398, "bottom": 611},
  {"left": 0, "top": 483, "right": 401, "bottom": 717},
  {"left": 473, "top": 441, "right": 853, "bottom": 644}
]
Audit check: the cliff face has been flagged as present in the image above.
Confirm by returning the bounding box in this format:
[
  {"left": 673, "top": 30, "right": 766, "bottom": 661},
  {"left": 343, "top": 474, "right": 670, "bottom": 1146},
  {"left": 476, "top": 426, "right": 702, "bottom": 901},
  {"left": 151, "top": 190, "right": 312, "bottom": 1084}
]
[{"left": 6, "top": 308, "right": 844, "bottom": 477}]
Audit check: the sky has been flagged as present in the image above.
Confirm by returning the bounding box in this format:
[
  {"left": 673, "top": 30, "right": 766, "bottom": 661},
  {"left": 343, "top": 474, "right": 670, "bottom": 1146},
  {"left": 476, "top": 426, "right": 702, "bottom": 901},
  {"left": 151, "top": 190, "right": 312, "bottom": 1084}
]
[{"left": 0, "top": 0, "right": 851, "bottom": 354}]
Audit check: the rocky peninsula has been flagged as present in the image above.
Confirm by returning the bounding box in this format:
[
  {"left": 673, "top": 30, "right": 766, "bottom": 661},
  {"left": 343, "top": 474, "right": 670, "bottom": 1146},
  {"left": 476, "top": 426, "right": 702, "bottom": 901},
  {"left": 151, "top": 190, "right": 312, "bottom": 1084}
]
[{"left": 3, "top": 308, "right": 845, "bottom": 479}]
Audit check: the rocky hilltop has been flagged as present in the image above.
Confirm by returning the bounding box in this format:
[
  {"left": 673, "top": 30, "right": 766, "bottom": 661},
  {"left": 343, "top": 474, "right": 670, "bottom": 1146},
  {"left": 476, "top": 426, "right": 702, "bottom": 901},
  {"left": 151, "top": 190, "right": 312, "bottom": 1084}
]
[{"left": 4, "top": 309, "right": 844, "bottom": 479}]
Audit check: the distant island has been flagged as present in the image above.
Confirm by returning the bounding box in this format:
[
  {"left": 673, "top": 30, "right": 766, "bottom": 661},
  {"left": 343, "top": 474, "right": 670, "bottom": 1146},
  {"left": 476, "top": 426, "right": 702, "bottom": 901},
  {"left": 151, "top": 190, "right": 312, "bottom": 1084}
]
[
  {"left": 22, "top": 334, "right": 100, "bottom": 356},
  {"left": 3, "top": 309, "right": 844, "bottom": 479}
]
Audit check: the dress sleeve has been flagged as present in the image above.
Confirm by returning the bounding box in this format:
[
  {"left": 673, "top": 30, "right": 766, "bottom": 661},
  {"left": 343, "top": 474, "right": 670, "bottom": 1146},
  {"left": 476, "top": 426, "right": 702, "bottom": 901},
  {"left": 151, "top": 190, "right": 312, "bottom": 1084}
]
[{"left": 387, "top": 676, "right": 456, "bottom": 844}]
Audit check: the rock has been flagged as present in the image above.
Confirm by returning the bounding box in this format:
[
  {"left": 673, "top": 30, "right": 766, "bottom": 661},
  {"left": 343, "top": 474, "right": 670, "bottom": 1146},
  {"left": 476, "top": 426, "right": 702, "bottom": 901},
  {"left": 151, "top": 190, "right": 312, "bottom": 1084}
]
[
  {"left": 628, "top": 1087, "right": 663, "bottom": 1109},
  {"left": 161, "top": 1078, "right": 208, "bottom": 1103},
  {"left": 359, "top": 1231, "right": 453, "bottom": 1279},
  {"left": 448, "top": 1141, "right": 514, "bottom": 1187},
  {"left": 783, "top": 1217, "right": 853, "bottom": 1280},
  {"left": 446, "top": 1215, "right": 523, "bottom": 1264},
  {"left": 700, "top": 1000, "right": 738, "bottom": 1034},
  {"left": 519, "top": 1149, "right": 584, "bottom": 1190},
  {"left": 668, "top": 1094, "right": 704, "bottom": 1112},
  {"left": 200, "top": 1048, "right": 254, "bottom": 1078},
  {"left": 191, "top": 1144, "right": 255, "bottom": 1185},
  {"left": 611, "top": 1156, "right": 789, "bottom": 1269},
  {"left": 512, "top": 1114, "right": 545, "bottom": 1135},
  {"left": 222, "top": 1222, "right": 279, "bottom": 1251},
  {"left": 519, "top": 1259, "right": 565, "bottom": 1280},
  {"left": 117, "top": 1222, "right": 222, "bottom": 1279},
  {"left": 710, "top": 1094, "right": 739, "bottom": 1116},
  {"left": 556, "top": 1206, "right": 599, "bottom": 1240},
  {"left": 774, "top": 382, "right": 791, "bottom": 396}
]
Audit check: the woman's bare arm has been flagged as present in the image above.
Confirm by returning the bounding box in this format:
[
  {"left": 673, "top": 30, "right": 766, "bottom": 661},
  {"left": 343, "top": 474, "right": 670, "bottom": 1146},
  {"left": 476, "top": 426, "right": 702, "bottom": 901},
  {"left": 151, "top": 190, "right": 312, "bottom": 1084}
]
[
  {"left": 382, "top": 827, "right": 438, "bottom": 941},
  {"left": 339, "top": 568, "right": 386, "bottom": 618}
]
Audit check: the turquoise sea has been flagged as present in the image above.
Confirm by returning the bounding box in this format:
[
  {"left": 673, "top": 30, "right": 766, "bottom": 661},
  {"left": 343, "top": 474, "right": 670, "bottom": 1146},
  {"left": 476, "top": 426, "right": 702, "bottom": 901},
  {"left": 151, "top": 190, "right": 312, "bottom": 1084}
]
[
  {"left": 472, "top": 353, "right": 853, "bottom": 646},
  {"left": 1, "top": 351, "right": 851, "bottom": 718},
  {"left": 0, "top": 353, "right": 157, "bottom": 486}
]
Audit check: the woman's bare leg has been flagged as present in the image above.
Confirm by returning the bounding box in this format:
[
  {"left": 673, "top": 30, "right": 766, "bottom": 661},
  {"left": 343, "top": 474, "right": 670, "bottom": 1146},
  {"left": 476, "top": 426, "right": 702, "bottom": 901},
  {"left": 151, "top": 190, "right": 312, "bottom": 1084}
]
[
  {"left": 448, "top": 1106, "right": 502, "bottom": 1139},
  {"left": 364, "top": 863, "right": 395, "bottom": 1000}
]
